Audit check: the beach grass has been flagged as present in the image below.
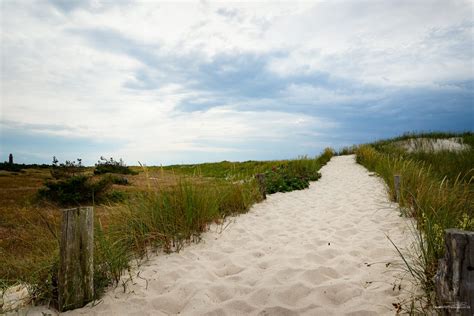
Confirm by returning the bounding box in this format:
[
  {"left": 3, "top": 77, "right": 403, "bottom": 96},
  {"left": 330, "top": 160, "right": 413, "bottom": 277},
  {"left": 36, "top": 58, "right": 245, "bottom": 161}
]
[{"left": 355, "top": 132, "right": 473, "bottom": 308}]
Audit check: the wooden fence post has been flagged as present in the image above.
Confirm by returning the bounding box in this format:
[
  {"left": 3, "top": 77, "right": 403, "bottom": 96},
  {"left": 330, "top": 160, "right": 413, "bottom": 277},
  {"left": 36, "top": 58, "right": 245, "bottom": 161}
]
[
  {"left": 255, "top": 174, "right": 266, "bottom": 200},
  {"left": 394, "top": 174, "right": 401, "bottom": 202},
  {"left": 58, "top": 206, "right": 94, "bottom": 312},
  {"left": 434, "top": 229, "right": 473, "bottom": 315}
]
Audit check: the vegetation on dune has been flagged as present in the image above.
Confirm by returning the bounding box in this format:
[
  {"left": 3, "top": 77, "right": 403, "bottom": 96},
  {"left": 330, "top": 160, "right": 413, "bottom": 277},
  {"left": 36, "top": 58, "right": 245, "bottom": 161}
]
[
  {"left": 0, "top": 149, "right": 333, "bottom": 311},
  {"left": 90, "top": 179, "right": 261, "bottom": 300},
  {"left": 264, "top": 149, "right": 334, "bottom": 193},
  {"left": 354, "top": 131, "right": 473, "bottom": 311},
  {"left": 37, "top": 158, "right": 124, "bottom": 206},
  {"left": 38, "top": 175, "right": 113, "bottom": 206},
  {"left": 94, "top": 157, "right": 138, "bottom": 175}
]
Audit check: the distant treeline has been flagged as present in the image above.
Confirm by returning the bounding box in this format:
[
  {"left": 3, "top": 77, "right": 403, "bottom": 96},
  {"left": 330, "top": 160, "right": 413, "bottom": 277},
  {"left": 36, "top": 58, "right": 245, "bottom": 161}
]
[{"left": 0, "top": 162, "right": 51, "bottom": 172}]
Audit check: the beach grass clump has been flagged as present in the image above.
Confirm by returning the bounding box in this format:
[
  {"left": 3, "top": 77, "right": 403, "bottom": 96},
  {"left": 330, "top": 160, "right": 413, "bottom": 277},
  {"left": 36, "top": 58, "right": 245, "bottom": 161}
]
[
  {"left": 355, "top": 132, "right": 473, "bottom": 305},
  {"left": 0, "top": 206, "right": 60, "bottom": 305},
  {"left": 89, "top": 178, "right": 262, "bottom": 297}
]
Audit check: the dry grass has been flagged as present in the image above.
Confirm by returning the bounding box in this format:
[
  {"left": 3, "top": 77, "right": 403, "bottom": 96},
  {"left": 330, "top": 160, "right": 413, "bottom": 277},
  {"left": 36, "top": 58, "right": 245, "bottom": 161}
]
[{"left": 0, "top": 167, "right": 181, "bottom": 295}]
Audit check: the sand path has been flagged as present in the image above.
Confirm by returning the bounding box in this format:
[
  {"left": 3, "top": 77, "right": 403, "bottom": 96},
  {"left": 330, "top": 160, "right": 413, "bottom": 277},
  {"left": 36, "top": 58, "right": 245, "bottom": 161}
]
[{"left": 64, "top": 155, "right": 413, "bottom": 315}]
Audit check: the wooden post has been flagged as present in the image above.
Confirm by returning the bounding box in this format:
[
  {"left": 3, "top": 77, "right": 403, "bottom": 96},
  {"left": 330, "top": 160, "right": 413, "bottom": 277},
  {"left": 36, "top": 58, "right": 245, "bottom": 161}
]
[
  {"left": 58, "top": 207, "right": 94, "bottom": 311},
  {"left": 434, "top": 229, "right": 474, "bottom": 316},
  {"left": 394, "top": 174, "right": 401, "bottom": 202},
  {"left": 255, "top": 174, "right": 266, "bottom": 200}
]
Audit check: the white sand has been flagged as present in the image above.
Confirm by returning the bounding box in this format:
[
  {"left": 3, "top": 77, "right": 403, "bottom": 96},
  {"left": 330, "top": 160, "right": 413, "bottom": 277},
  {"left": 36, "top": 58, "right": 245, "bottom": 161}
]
[
  {"left": 397, "top": 137, "right": 469, "bottom": 153},
  {"left": 25, "top": 155, "right": 415, "bottom": 315}
]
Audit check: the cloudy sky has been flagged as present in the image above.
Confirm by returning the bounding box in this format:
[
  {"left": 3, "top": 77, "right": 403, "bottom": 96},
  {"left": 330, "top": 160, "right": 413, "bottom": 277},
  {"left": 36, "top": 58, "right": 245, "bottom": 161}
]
[{"left": 1, "top": 0, "right": 473, "bottom": 165}]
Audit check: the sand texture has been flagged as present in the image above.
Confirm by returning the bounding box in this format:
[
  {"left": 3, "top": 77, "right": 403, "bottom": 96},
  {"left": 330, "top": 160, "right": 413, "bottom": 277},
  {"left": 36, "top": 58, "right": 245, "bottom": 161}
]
[
  {"left": 396, "top": 137, "right": 469, "bottom": 152},
  {"left": 37, "top": 155, "right": 413, "bottom": 315}
]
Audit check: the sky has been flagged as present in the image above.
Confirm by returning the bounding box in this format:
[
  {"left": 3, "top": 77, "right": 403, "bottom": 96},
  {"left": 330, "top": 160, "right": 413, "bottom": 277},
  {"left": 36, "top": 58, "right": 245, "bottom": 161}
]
[{"left": 1, "top": 0, "right": 473, "bottom": 165}]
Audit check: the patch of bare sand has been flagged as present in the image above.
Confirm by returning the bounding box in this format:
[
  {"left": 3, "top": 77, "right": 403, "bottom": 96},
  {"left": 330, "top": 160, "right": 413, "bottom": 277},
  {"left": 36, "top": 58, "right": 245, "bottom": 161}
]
[{"left": 396, "top": 137, "right": 469, "bottom": 153}]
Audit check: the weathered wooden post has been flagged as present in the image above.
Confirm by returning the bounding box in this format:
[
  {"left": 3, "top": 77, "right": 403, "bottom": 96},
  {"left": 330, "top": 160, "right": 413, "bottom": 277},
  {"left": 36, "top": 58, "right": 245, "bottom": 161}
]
[
  {"left": 255, "top": 174, "right": 266, "bottom": 200},
  {"left": 394, "top": 174, "right": 401, "bottom": 202},
  {"left": 435, "top": 229, "right": 473, "bottom": 316},
  {"left": 58, "top": 207, "right": 94, "bottom": 311}
]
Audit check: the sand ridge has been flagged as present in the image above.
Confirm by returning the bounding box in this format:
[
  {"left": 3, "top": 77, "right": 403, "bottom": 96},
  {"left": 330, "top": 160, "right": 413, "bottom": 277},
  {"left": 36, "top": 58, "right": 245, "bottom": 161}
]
[{"left": 59, "top": 155, "right": 415, "bottom": 315}]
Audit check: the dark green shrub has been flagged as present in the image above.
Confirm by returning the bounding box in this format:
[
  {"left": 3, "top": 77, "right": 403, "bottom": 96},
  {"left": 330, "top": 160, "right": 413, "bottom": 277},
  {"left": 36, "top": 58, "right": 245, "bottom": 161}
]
[
  {"left": 38, "top": 176, "right": 111, "bottom": 206},
  {"left": 94, "top": 157, "right": 137, "bottom": 175}
]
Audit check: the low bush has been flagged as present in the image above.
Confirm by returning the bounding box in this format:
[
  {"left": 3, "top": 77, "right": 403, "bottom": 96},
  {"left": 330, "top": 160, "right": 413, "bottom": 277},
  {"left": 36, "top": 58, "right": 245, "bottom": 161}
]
[
  {"left": 38, "top": 176, "right": 112, "bottom": 206},
  {"left": 264, "top": 149, "right": 333, "bottom": 194},
  {"left": 94, "top": 157, "right": 137, "bottom": 175}
]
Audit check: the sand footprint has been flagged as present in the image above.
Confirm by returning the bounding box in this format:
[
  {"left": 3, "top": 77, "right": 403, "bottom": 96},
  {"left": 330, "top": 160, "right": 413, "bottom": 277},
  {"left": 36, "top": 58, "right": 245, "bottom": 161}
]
[{"left": 274, "top": 283, "right": 312, "bottom": 305}]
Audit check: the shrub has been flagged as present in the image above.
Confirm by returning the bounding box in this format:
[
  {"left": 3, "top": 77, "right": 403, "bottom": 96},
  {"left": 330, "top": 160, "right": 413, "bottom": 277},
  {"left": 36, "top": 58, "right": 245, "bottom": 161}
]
[
  {"left": 94, "top": 157, "right": 137, "bottom": 175},
  {"left": 263, "top": 151, "right": 332, "bottom": 194},
  {"left": 50, "top": 157, "right": 85, "bottom": 179},
  {"left": 38, "top": 176, "right": 112, "bottom": 206}
]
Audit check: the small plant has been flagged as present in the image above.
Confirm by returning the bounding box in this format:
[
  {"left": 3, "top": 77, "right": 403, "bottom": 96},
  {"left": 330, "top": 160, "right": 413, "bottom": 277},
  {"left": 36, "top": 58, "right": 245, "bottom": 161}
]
[{"left": 94, "top": 157, "right": 137, "bottom": 175}]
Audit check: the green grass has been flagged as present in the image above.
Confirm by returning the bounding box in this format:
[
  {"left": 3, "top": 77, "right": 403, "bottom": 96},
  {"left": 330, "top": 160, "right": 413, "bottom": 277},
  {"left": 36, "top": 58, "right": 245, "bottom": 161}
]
[
  {"left": 163, "top": 160, "right": 273, "bottom": 180},
  {"left": 355, "top": 132, "right": 473, "bottom": 310}
]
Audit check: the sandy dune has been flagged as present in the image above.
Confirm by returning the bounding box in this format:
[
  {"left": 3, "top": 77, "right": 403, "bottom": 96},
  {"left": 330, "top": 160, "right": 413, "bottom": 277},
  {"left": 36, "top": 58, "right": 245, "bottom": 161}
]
[
  {"left": 44, "top": 155, "right": 414, "bottom": 315},
  {"left": 396, "top": 137, "right": 469, "bottom": 152}
]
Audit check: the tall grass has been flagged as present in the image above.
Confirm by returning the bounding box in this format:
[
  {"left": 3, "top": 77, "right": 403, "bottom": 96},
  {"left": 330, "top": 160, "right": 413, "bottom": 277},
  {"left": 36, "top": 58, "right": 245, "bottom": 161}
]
[{"left": 355, "top": 136, "right": 473, "bottom": 307}]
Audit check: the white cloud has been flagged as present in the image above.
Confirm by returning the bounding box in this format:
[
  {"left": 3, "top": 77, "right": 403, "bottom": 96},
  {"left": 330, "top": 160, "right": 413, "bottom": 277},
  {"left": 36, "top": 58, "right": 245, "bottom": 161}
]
[
  {"left": 280, "top": 83, "right": 383, "bottom": 105},
  {"left": 1, "top": 0, "right": 471, "bottom": 163}
]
